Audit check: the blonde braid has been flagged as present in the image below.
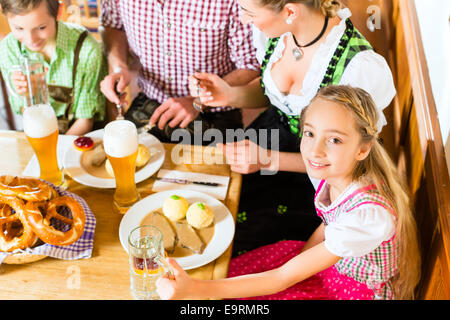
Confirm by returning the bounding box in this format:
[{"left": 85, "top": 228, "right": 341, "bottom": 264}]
[{"left": 320, "top": 0, "right": 342, "bottom": 17}]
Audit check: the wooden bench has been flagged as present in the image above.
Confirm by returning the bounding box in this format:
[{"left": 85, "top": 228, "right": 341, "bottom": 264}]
[
  {"left": 346, "top": 0, "right": 450, "bottom": 299},
  {"left": 391, "top": 0, "right": 450, "bottom": 299}
]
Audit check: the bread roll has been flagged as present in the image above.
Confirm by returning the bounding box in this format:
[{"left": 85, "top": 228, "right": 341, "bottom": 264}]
[
  {"left": 162, "top": 195, "right": 189, "bottom": 221},
  {"left": 105, "top": 159, "right": 114, "bottom": 177},
  {"left": 104, "top": 144, "right": 150, "bottom": 177},
  {"left": 136, "top": 144, "right": 151, "bottom": 167},
  {"left": 186, "top": 202, "right": 214, "bottom": 229}
]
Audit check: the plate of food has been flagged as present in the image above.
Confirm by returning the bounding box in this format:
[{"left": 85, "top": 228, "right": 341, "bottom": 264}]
[
  {"left": 119, "top": 189, "right": 235, "bottom": 270},
  {"left": 63, "top": 129, "right": 165, "bottom": 188}
]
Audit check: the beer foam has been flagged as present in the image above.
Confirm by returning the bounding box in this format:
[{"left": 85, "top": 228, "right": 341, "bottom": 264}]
[
  {"left": 103, "top": 120, "right": 138, "bottom": 158},
  {"left": 23, "top": 104, "right": 58, "bottom": 138}
]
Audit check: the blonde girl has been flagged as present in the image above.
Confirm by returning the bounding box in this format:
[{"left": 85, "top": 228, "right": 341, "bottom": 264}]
[{"left": 156, "top": 85, "right": 420, "bottom": 300}]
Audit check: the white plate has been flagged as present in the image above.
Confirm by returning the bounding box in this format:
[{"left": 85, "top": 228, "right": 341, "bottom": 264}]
[
  {"left": 119, "top": 189, "right": 235, "bottom": 270},
  {"left": 63, "top": 129, "right": 165, "bottom": 188}
]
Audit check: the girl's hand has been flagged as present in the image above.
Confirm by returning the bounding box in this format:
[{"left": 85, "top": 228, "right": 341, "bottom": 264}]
[
  {"left": 217, "top": 140, "right": 272, "bottom": 174},
  {"left": 10, "top": 71, "right": 28, "bottom": 95},
  {"left": 188, "top": 72, "right": 234, "bottom": 107},
  {"left": 156, "top": 258, "right": 193, "bottom": 300}
]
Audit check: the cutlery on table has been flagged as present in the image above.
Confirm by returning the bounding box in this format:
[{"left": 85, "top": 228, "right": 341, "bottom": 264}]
[{"left": 152, "top": 177, "right": 223, "bottom": 187}]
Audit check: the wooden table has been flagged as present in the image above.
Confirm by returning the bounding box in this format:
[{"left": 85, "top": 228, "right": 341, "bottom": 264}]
[{"left": 0, "top": 130, "right": 241, "bottom": 299}]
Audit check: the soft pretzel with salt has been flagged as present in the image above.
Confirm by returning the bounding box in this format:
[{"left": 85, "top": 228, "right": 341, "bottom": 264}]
[
  {"left": 25, "top": 196, "right": 86, "bottom": 246},
  {"left": 0, "top": 175, "right": 56, "bottom": 202}
]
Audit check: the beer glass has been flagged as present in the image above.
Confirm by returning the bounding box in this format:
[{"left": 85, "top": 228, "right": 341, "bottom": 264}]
[
  {"left": 22, "top": 104, "right": 66, "bottom": 188},
  {"left": 103, "top": 120, "right": 140, "bottom": 214},
  {"left": 6, "top": 53, "right": 49, "bottom": 107},
  {"left": 128, "top": 225, "right": 173, "bottom": 300}
]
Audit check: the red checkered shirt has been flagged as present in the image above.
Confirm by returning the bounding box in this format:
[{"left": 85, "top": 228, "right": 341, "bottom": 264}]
[{"left": 100, "top": 0, "right": 259, "bottom": 112}]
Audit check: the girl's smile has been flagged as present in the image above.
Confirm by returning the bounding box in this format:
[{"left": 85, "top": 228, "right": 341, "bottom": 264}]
[
  {"left": 300, "top": 98, "right": 372, "bottom": 195},
  {"left": 307, "top": 159, "right": 330, "bottom": 170}
]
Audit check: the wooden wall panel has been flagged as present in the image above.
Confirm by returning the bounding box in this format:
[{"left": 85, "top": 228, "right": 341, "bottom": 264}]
[
  {"left": 392, "top": 0, "right": 450, "bottom": 300},
  {"left": 341, "top": 0, "right": 397, "bottom": 159}
]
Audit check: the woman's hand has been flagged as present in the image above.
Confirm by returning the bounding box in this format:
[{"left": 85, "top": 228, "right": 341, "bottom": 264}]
[
  {"left": 217, "top": 139, "right": 273, "bottom": 174},
  {"left": 188, "top": 72, "right": 235, "bottom": 107},
  {"left": 156, "top": 258, "right": 194, "bottom": 300}
]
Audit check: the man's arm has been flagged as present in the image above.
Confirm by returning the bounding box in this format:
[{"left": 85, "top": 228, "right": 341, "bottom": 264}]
[
  {"left": 99, "top": 27, "right": 131, "bottom": 105},
  {"left": 100, "top": 27, "right": 129, "bottom": 73}
]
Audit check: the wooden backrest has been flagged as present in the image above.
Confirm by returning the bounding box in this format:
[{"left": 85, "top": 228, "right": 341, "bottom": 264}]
[{"left": 391, "top": 0, "right": 450, "bottom": 299}]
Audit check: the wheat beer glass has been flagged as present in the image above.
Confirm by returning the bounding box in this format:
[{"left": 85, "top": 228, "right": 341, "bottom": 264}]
[
  {"left": 23, "top": 104, "right": 66, "bottom": 188},
  {"left": 103, "top": 120, "right": 140, "bottom": 214}
]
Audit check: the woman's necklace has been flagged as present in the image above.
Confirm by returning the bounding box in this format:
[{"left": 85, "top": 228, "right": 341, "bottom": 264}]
[{"left": 292, "top": 16, "right": 329, "bottom": 61}]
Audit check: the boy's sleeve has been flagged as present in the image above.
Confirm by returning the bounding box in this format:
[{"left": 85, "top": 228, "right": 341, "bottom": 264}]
[
  {"left": 72, "top": 35, "right": 107, "bottom": 121},
  {"left": 0, "top": 36, "right": 26, "bottom": 114}
]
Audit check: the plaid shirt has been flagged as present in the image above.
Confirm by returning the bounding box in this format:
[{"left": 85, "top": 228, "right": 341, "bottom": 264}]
[
  {"left": 100, "top": 0, "right": 259, "bottom": 111},
  {"left": 315, "top": 180, "right": 398, "bottom": 300},
  {"left": 0, "top": 21, "right": 106, "bottom": 120}
]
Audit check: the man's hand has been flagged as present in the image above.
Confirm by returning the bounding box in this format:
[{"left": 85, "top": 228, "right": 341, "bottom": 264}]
[
  {"left": 149, "top": 96, "right": 199, "bottom": 129},
  {"left": 100, "top": 67, "right": 130, "bottom": 105}
]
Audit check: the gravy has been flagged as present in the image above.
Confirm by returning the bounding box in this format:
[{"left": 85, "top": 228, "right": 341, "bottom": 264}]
[{"left": 140, "top": 208, "right": 215, "bottom": 258}]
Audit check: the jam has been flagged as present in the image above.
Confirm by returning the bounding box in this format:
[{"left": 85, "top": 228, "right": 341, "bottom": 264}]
[{"left": 73, "top": 136, "right": 94, "bottom": 151}]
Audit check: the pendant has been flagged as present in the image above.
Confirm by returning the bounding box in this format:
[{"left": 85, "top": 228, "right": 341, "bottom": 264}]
[{"left": 292, "top": 47, "right": 304, "bottom": 61}]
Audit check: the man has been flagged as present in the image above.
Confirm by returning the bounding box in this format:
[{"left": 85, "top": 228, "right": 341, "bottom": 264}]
[{"left": 100, "top": 0, "right": 260, "bottom": 145}]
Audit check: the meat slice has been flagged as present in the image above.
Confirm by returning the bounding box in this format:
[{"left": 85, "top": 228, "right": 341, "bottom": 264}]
[
  {"left": 175, "top": 222, "right": 205, "bottom": 254},
  {"left": 144, "top": 211, "right": 177, "bottom": 253}
]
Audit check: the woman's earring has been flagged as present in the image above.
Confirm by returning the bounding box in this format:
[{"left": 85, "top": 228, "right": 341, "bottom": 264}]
[{"left": 286, "top": 17, "right": 293, "bottom": 25}]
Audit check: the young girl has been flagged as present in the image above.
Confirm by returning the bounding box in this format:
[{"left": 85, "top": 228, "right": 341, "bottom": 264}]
[
  {"left": 156, "top": 85, "right": 421, "bottom": 300},
  {"left": 0, "top": 0, "right": 106, "bottom": 135}
]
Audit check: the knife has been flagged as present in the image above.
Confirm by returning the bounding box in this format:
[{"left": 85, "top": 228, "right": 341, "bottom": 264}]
[{"left": 153, "top": 177, "right": 222, "bottom": 187}]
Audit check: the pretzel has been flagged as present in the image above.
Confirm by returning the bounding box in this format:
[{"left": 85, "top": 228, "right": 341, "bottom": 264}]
[
  {"left": 0, "top": 196, "right": 38, "bottom": 252},
  {"left": 25, "top": 196, "right": 86, "bottom": 246},
  {"left": 0, "top": 175, "right": 56, "bottom": 202}
]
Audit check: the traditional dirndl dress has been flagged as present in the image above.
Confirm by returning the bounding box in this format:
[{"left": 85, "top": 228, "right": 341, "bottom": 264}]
[
  {"left": 228, "top": 180, "right": 398, "bottom": 300},
  {"left": 232, "top": 13, "right": 380, "bottom": 256}
]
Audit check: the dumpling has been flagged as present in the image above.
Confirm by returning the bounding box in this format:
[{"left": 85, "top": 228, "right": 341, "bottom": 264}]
[
  {"left": 186, "top": 202, "right": 214, "bottom": 229},
  {"left": 162, "top": 195, "right": 189, "bottom": 221}
]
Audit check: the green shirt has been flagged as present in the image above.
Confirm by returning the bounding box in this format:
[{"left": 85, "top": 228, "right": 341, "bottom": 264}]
[{"left": 0, "top": 21, "right": 106, "bottom": 121}]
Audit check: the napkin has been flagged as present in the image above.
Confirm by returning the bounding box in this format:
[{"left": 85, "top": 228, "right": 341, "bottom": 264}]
[
  {"left": 151, "top": 169, "right": 230, "bottom": 200},
  {"left": 22, "top": 134, "right": 77, "bottom": 177},
  {"left": 0, "top": 183, "right": 96, "bottom": 265}
]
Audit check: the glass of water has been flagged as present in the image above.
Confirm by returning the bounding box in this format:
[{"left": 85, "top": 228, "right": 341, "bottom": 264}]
[{"left": 128, "top": 225, "right": 172, "bottom": 300}]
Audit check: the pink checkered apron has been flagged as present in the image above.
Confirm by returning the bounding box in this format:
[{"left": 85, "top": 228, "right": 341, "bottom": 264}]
[{"left": 228, "top": 180, "right": 398, "bottom": 300}]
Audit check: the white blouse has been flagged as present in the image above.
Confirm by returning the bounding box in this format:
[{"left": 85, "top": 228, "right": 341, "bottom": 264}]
[
  {"left": 315, "top": 182, "right": 396, "bottom": 257},
  {"left": 252, "top": 8, "right": 396, "bottom": 132}
]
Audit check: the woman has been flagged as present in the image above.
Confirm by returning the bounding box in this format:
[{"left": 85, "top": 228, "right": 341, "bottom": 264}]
[
  {"left": 190, "top": 0, "right": 396, "bottom": 255},
  {"left": 0, "top": 0, "right": 106, "bottom": 135}
]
